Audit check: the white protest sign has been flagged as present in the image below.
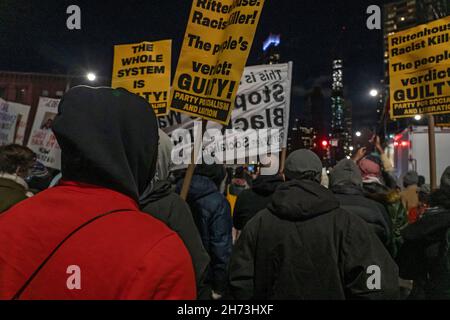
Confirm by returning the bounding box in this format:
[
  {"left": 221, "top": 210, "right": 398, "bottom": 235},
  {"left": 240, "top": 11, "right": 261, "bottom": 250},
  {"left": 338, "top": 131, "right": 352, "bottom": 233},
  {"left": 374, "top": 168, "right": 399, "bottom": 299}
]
[
  {"left": 158, "top": 62, "right": 292, "bottom": 163},
  {"left": 7, "top": 101, "right": 30, "bottom": 145},
  {"left": 0, "top": 98, "right": 18, "bottom": 146},
  {"left": 27, "top": 97, "right": 61, "bottom": 169}
]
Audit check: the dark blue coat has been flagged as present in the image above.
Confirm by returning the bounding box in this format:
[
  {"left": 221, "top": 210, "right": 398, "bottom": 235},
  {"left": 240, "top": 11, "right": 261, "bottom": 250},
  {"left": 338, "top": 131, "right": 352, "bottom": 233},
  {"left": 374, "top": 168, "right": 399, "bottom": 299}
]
[{"left": 177, "top": 175, "right": 232, "bottom": 294}]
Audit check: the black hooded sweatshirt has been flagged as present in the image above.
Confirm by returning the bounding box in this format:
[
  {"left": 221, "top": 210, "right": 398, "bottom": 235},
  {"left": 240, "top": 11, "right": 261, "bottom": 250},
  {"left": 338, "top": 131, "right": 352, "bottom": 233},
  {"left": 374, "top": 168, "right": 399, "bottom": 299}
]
[
  {"left": 331, "top": 185, "right": 392, "bottom": 246},
  {"left": 329, "top": 159, "right": 392, "bottom": 246},
  {"left": 140, "top": 180, "right": 211, "bottom": 300},
  {"left": 396, "top": 187, "right": 450, "bottom": 299},
  {"left": 53, "top": 86, "right": 158, "bottom": 201},
  {"left": 233, "top": 175, "right": 284, "bottom": 230},
  {"left": 229, "top": 179, "right": 399, "bottom": 300}
]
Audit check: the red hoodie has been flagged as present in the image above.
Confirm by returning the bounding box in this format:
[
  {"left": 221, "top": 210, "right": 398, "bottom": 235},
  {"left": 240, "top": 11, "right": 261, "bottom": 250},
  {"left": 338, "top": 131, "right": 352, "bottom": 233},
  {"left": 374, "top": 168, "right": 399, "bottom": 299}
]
[{"left": 0, "top": 181, "right": 196, "bottom": 300}]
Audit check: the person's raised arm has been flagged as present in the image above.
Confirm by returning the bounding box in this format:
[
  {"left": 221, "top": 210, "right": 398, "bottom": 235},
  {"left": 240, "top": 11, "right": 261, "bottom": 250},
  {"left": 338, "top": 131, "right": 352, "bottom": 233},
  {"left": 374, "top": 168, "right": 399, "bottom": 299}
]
[
  {"left": 374, "top": 136, "right": 394, "bottom": 173},
  {"left": 352, "top": 147, "right": 367, "bottom": 163}
]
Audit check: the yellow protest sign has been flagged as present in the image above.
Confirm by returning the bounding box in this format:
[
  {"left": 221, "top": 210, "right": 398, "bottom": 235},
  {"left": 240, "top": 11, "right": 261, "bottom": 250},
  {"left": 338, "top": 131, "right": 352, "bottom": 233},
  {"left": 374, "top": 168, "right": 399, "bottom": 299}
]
[
  {"left": 389, "top": 16, "right": 450, "bottom": 119},
  {"left": 112, "top": 40, "right": 171, "bottom": 116},
  {"left": 170, "top": 0, "right": 265, "bottom": 125}
]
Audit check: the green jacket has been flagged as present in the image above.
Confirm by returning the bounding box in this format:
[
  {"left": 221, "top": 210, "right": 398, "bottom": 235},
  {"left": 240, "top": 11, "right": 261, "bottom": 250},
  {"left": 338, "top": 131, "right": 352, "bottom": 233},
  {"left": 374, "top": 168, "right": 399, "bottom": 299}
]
[
  {"left": 0, "top": 177, "right": 28, "bottom": 213},
  {"left": 363, "top": 182, "right": 408, "bottom": 258}
]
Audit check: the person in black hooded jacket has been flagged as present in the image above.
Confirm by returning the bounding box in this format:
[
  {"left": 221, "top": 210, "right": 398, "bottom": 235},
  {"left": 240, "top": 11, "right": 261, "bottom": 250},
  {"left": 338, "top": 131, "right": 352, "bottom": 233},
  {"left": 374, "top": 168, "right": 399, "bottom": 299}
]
[
  {"left": 229, "top": 149, "right": 399, "bottom": 300},
  {"left": 329, "top": 159, "right": 392, "bottom": 246},
  {"left": 140, "top": 130, "right": 211, "bottom": 299},
  {"left": 233, "top": 173, "right": 284, "bottom": 232},
  {"left": 397, "top": 166, "right": 450, "bottom": 300}
]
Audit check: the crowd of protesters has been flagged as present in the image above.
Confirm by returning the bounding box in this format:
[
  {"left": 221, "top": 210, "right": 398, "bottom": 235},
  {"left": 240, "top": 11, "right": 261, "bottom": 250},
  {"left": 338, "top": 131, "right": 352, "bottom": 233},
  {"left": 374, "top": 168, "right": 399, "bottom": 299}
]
[{"left": 1, "top": 86, "right": 450, "bottom": 300}]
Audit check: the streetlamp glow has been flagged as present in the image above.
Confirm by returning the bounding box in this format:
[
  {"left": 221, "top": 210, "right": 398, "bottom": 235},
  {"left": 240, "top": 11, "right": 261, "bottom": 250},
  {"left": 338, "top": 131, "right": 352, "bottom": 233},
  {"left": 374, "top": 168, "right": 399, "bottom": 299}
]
[
  {"left": 355, "top": 131, "right": 362, "bottom": 137},
  {"left": 87, "top": 73, "right": 97, "bottom": 82},
  {"left": 369, "top": 89, "right": 379, "bottom": 97},
  {"left": 414, "top": 115, "right": 422, "bottom": 121}
]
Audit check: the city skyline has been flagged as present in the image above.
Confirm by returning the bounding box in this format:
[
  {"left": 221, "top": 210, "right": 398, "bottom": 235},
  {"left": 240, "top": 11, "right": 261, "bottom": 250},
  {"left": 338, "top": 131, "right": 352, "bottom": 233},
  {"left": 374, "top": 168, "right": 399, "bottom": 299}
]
[{"left": 1, "top": 0, "right": 393, "bottom": 132}]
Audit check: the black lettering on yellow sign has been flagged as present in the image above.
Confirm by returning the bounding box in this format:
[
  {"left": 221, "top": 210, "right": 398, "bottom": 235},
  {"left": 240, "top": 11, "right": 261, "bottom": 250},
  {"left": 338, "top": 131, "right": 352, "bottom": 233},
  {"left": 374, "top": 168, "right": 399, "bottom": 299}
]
[
  {"left": 171, "top": 0, "right": 265, "bottom": 124},
  {"left": 112, "top": 40, "right": 171, "bottom": 116},
  {"left": 178, "top": 73, "right": 236, "bottom": 100},
  {"left": 191, "top": 10, "right": 259, "bottom": 30},
  {"left": 389, "top": 16, "right": 450, "bottom": 119}
]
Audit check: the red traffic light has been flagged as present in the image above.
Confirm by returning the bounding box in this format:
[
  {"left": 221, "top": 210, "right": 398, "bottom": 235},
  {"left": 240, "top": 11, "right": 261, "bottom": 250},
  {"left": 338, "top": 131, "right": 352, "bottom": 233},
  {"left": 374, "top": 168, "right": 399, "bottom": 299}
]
[
  {"left": 394, "top": 141, "right": 409, "bottom": 148},
  {"left": 321, "top": 140, "right": 329, "bottom": 148}
]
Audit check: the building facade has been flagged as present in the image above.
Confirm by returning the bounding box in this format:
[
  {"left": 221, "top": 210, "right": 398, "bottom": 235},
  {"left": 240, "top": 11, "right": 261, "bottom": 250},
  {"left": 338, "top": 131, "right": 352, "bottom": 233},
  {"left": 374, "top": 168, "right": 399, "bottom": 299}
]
[
  {"left": 286, "top": 117, "right": 315, "bottom": 154},
  {"left": 261, "top": 34, "right": 282, "bottom": 65},
  {"left": 0, "top": 71, "right": 68, "bottom": 144}
]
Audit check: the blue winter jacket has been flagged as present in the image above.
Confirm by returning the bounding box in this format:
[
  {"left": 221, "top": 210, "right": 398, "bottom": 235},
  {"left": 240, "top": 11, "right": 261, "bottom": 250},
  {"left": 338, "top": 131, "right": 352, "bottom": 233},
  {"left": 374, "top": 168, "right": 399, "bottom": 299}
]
[{"left": 177, "top": 175, "right": 232, "bottom": 294}]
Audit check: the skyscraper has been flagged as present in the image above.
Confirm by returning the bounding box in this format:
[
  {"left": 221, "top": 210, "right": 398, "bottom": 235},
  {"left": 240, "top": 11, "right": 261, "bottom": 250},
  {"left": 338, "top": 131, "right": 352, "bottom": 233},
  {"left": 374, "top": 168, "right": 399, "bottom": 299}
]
[
  {"left": 261, "top": 34, "right": 281, "bottom": 64},
  {"left": 303, "top": 87, "right": 330, "bottom": 162},
  {"left": 344, "top": 99, "right": 353, "bottom": 144},
  {"left": 331, "top": 60, "right": 344, "bottom": 133},
  {"left": 330, "top": 59, "right": 352, "bottom": 162},
  {"left": 286, "top": 118, "right": 315, "bottom": 154},
  {"left": 307, "top": 86, "right": 328, "bottom": 138}
]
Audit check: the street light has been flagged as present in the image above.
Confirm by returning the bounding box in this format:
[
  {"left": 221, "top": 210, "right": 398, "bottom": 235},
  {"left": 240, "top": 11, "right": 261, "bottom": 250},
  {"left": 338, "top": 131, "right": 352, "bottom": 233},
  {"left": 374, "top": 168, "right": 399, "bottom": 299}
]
[
  {"left": 86, "top": 72, "right": 97, "bottom": 82},
  {"left": 369, "top": 89, "right": 379, "bottom": 97},
  {"left": 355, "top": 131, "right": 362, "bottom": 137},
  {"left": 414, "top": 115, "right": 422, "bottom": 121}
]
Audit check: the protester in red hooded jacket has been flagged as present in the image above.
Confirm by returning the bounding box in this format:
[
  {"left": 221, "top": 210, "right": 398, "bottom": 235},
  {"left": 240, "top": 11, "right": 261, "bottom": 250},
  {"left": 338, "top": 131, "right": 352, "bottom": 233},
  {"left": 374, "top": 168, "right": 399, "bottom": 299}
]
[{"left": 0, "top": 87, "right": 196, "bottom": 300}]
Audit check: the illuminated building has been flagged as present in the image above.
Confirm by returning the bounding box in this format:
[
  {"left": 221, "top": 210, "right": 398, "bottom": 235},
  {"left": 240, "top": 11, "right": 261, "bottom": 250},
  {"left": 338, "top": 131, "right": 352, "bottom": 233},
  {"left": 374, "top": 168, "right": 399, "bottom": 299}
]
[
  {"left": 330, "top": 59, "right": 352, "bottom": 162},
  {"left": 262, "top": 34, "right": 281, "bottom": 64}
]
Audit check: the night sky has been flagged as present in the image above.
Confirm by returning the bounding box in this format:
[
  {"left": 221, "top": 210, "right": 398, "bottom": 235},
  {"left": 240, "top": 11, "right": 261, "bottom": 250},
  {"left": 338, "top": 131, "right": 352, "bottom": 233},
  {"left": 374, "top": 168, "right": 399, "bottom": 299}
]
[{"left": 0, "top": 0, "right": 392, "bottom": 130}]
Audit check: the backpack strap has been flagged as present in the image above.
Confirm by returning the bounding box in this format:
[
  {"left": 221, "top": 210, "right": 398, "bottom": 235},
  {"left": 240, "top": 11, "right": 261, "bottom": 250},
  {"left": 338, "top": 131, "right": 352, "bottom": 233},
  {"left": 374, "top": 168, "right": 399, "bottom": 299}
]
[{"left": 12, "top": 208, "right": 133, "bottom": 300}]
